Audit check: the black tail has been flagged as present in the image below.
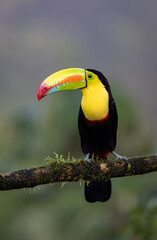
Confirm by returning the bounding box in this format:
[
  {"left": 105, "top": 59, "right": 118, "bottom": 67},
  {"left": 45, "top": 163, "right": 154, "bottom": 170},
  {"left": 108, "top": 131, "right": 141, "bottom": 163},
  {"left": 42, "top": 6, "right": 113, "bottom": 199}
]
[{"left": 84, "top": 179, "right": 111, "bottom": 203}]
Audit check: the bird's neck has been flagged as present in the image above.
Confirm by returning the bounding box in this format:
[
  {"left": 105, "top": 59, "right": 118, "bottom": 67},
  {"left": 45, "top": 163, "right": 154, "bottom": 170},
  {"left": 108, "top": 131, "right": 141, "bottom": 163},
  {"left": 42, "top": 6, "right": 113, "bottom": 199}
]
[{"left": 81, "top": 83, "right": 109, "bottom": 121}]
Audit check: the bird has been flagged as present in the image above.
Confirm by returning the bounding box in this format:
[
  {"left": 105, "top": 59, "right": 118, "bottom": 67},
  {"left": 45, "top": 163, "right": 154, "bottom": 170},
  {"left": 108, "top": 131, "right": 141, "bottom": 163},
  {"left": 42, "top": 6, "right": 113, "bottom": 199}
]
[{"left": 37, "top": 68, "right": 123, "bottom": 203}]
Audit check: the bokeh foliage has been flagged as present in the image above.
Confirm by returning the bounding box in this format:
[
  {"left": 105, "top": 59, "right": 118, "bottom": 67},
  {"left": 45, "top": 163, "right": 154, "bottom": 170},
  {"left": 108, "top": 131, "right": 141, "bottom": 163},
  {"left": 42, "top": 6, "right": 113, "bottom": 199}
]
[{"left": 0, "top": 86, "right": 156, "bottom": 240}]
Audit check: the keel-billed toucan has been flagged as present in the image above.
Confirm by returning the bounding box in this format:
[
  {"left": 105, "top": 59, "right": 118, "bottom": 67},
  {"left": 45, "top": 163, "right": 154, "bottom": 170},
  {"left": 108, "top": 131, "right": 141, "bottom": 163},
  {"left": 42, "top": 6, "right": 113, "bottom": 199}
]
[{"left": 37, "top": 68, "right": 119, "bottom": 202}]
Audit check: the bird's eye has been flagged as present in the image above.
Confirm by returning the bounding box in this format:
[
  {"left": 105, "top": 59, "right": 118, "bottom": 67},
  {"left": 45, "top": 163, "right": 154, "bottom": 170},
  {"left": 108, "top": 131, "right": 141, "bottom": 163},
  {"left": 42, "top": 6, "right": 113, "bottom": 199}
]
[{"left": 88, "top": 74, "right": 92, "bottom": 79}]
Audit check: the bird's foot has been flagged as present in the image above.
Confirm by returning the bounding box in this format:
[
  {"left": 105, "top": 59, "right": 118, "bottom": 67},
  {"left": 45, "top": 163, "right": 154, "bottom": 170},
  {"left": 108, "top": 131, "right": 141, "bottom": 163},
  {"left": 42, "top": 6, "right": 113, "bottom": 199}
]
[
  {"left": 84, "top": 153, "right": 91, "bottom": 163},
  {"left": 112, "top": 151, "right": 128, "bottom": 163}
]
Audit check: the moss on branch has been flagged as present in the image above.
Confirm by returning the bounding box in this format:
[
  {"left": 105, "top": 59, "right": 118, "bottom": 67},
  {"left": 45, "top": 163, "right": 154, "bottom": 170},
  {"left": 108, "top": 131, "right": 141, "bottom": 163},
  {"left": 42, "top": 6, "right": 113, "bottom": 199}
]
[{"left": 0, "top": 154, "right": 157, "bottom": 191}]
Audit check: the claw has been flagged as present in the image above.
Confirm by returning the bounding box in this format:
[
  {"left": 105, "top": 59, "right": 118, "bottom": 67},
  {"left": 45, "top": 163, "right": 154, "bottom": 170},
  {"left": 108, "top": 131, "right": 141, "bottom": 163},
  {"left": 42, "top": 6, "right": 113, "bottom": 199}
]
[
  {"left": 84, "top": 153, "right": 91, "bottom": 163},
  {"left": 112, "top": 151, "right": 128, "bottom": 163}
]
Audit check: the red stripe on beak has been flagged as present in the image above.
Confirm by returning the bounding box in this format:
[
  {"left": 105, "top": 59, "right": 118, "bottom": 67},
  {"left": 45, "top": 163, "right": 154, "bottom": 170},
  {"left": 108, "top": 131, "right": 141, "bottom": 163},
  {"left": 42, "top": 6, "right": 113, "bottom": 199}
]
[{"left": 37, "top": 82, "right": 51, "bottom": 101}]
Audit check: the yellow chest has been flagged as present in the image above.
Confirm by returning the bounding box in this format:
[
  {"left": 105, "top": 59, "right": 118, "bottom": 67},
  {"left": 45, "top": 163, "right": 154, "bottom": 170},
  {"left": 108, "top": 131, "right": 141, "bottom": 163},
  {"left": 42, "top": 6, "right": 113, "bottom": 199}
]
[{"left": 81, "top": 85, "right": 109, "bottom": 121}]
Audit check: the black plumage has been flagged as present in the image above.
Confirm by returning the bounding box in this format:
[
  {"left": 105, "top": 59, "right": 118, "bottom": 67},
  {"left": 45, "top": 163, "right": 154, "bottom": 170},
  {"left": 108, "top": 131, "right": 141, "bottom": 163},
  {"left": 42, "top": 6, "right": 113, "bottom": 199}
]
[{"left": 78, "top": 69, "right": 118, "bottom": 202}]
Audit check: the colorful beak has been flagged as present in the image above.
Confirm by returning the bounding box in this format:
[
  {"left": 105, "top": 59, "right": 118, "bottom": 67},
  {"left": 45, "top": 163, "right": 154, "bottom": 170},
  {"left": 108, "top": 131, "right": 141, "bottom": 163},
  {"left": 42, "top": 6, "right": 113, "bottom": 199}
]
[{"left": 37, "top": 68, "right": 86, "bottom": 101}]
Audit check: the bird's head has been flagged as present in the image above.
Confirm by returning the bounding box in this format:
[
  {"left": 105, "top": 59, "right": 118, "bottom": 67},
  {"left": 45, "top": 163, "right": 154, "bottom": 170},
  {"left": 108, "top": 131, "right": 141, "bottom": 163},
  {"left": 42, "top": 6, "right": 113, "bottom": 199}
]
[{"left": 37, "top": 68, "right": 108, "bottom": 101}]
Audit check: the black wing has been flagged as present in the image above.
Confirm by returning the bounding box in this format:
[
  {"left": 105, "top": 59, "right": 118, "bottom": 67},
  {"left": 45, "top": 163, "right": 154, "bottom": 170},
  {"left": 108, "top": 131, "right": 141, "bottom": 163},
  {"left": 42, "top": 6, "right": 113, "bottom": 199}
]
[{"left": 108, "top": 97, "right": 118, "bottom": 151}]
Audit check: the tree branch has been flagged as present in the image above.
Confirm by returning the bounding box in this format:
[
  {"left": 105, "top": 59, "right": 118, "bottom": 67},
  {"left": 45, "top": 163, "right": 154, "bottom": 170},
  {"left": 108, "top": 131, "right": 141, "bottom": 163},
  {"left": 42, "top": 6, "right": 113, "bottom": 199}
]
[{"left": 0, "top": 154, "right": 157, "bottom": 191}]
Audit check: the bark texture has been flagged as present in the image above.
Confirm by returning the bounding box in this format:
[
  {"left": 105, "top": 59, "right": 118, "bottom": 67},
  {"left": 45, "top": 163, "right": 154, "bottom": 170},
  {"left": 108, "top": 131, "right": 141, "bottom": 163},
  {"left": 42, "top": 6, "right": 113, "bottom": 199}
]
[{"left": 0, "top": 154, "right": 156, "bottom": 191}]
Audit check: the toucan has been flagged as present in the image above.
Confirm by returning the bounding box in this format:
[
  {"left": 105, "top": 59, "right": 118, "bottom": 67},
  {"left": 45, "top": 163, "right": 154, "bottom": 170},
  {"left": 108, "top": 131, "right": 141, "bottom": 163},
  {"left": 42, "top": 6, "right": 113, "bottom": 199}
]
[{"left": 37, "top": 68, "right": 121, "bottom": 203}]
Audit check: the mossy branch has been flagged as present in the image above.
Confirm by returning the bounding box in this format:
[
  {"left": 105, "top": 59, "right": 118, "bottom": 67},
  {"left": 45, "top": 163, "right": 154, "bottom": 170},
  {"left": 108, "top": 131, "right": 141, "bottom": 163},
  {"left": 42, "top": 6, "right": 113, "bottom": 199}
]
[{"left": 0, "top": 154, "right": 157, "bottom": 191}]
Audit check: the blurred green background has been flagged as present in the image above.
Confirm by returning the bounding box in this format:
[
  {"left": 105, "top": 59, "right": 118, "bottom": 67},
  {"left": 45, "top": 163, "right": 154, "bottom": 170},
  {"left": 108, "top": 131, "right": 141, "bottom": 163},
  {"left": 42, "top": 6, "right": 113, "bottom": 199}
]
[{"left": 0, "top": 0, "right": 157, "bottom": 239}]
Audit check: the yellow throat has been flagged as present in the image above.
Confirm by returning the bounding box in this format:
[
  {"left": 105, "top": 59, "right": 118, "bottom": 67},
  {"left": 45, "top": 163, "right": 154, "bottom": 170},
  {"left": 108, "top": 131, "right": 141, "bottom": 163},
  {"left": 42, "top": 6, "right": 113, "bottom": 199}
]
[{"left": 81, "top": 79, "right": 109, "bottom": 121}]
